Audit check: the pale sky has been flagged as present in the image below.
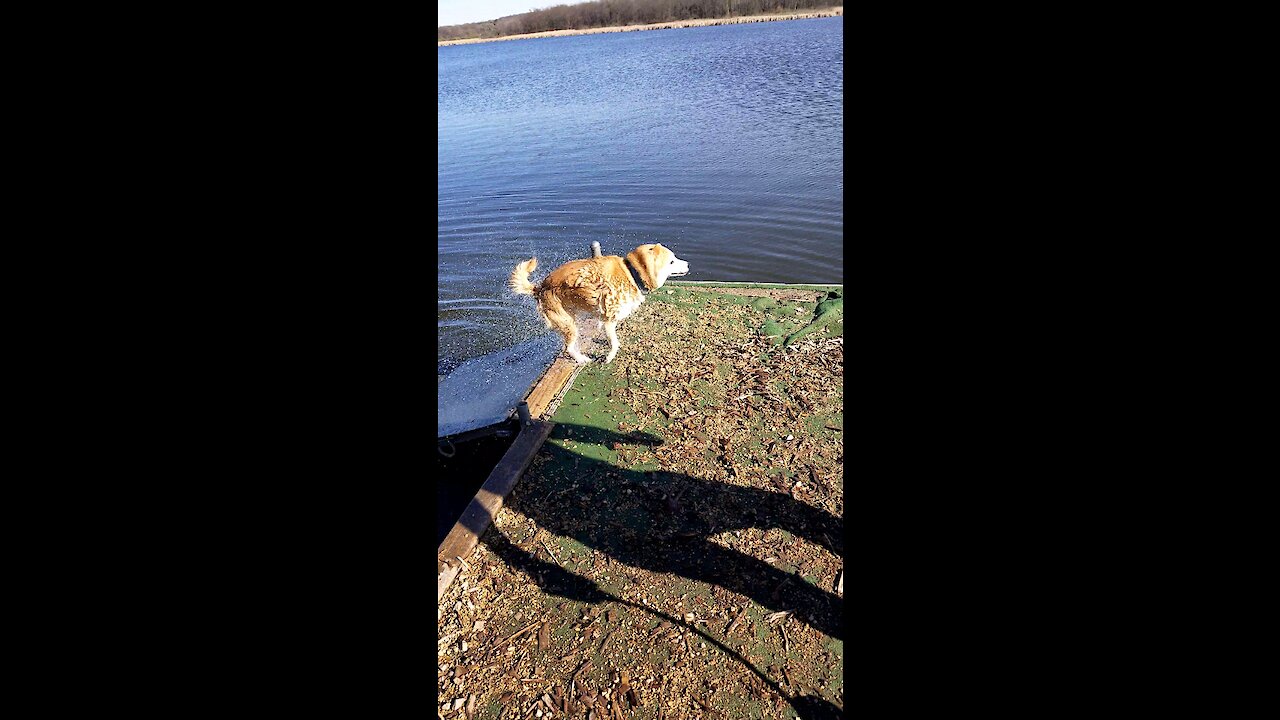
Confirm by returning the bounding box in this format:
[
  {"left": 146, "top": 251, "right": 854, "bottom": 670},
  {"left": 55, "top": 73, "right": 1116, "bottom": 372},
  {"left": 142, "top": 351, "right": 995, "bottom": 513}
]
[{"left": 439, "top": 0, "right": 558, "bottom": 27}]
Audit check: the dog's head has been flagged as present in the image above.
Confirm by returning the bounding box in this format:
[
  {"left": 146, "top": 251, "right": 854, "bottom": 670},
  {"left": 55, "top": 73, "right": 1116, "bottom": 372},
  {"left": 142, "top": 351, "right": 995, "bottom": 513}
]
[{"left": 625, "top": 243, "right": 689, "bottom": 290}]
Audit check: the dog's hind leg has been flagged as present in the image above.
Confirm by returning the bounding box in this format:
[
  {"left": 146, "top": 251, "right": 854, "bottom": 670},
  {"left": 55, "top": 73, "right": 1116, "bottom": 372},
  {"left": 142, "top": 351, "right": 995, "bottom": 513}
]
[
  {"left": 566, "top": 326, "right": 590, "bottom": 364},
  {"left": 563, "top": 323, "right": 590, "bottom": 364},
  {"left": 603, "top": 320, "right": 620, "bottom": 363},
  {"left": 545, "top": 305, "right": 590, "bottom": 364}
]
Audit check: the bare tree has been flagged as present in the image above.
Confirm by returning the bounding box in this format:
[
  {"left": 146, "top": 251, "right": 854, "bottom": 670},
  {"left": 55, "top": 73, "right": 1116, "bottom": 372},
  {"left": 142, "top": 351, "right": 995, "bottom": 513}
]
[{"left": 438, "top": 0, "right": 833, "bottom": 41}]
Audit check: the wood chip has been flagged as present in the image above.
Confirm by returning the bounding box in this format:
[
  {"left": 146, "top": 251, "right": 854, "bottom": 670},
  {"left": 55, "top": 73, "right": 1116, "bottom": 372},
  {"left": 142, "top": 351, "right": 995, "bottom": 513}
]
[
  {"left": 692, "top": 696, "right": 721, "bottom": 718},
  {"left": 836, "top": 569, "right": 844, "bottom": 595},
  {"left": 618, "top": 670, "right": 631, "bottom": 705},
  {"left": 538, "top": 621, "right": 550, "bottom": 650}
]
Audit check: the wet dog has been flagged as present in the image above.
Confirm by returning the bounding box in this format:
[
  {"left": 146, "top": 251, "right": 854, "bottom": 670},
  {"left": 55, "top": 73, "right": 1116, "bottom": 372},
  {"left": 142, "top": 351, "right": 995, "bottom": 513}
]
[{"left": 509, "top": 244, "right": 689, "bottom": 363}]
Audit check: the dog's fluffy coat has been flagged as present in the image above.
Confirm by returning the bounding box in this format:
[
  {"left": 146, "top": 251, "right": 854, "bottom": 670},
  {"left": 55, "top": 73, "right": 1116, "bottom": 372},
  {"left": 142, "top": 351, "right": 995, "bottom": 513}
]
[{"left": 510, "top": 243, "right": 689, "bottom": 363}]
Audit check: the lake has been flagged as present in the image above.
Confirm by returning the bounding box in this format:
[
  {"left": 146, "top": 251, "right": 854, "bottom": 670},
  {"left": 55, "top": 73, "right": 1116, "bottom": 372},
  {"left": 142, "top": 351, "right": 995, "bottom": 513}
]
[{"left": 438, "top": 17, "right": 841, "bottom": 434}]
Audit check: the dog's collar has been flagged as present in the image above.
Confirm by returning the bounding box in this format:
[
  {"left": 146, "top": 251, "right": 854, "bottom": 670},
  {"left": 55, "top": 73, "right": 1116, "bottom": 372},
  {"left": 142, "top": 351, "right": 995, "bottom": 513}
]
[{"left": 624, "top": 257, "right": 650, "bottom": 294}]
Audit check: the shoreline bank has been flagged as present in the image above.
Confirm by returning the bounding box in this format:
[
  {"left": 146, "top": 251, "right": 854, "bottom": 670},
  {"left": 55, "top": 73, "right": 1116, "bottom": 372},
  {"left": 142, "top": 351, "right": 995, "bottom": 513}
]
[
  {"left": 438, "top": 281, "right": 845, "bottom": 717},
  {"left": 438, "top": 6, "right": 842, "bottom": 46}
]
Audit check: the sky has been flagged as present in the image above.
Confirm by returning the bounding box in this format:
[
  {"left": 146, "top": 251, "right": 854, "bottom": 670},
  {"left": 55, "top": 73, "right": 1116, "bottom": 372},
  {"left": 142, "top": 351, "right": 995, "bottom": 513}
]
[{"left": 439, "top": 0, "right": 558, "bottom": 27}]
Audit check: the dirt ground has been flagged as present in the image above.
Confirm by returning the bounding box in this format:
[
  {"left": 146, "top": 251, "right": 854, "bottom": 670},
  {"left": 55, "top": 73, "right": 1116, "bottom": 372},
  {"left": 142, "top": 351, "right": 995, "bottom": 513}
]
[{"left": 438, "top": 284, "right": 844, "bottom": 719}]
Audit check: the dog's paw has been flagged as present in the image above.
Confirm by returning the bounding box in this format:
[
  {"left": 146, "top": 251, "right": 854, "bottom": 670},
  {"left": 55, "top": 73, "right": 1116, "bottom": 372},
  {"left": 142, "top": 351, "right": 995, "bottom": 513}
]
[
  {"left": 569, "top": 353, "right": 591, "bottom": 364},
  {"left": 605, "top": 351, "right": 618, "bottom": 364}
]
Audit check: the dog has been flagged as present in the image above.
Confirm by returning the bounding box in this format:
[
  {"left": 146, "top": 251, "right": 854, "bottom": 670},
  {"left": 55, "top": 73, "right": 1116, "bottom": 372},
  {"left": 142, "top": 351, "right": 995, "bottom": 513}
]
[{"left": 509, "top": 243, "right": 690, "bottom": 364}]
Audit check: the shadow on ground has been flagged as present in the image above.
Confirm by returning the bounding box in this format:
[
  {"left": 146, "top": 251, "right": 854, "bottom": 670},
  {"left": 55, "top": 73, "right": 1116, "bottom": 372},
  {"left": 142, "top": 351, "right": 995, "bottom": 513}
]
[{"left": 464, "top": 422, "right": 844, "bottom": 718}]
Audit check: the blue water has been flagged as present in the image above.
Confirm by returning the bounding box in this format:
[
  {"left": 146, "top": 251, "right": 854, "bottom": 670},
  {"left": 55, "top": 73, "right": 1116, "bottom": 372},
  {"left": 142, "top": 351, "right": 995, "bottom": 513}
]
[{"left": 439, "top": 17, "right": 843, "bottom": 375}]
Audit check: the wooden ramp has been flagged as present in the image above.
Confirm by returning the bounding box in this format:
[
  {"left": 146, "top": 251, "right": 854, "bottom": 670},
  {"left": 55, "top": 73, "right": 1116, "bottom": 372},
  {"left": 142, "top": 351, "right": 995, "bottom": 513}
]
[
  {"left": 437, "top": 354, "right": 586, "bottom": 601},
  {"left": 437, "top": 418, "right": 554, "bottom": 600}
]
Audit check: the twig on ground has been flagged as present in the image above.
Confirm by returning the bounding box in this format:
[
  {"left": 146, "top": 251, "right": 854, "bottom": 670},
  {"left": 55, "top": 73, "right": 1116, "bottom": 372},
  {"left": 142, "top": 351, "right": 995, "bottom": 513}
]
[
  {"left": 541, "top": 540, "right": 562, "bottom": 566},
  {"left": 503, "top": 621, "right": 540, "bottom": 645},
  {"left": 725, "top": 604, "right": 749, "bottom": 635}
]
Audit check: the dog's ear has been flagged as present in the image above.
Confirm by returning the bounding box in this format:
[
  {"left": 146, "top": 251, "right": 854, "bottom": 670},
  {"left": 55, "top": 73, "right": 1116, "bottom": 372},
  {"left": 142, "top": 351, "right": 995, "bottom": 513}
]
[{"left": 626, "top": 245, "right": 659, "bottom": 290}]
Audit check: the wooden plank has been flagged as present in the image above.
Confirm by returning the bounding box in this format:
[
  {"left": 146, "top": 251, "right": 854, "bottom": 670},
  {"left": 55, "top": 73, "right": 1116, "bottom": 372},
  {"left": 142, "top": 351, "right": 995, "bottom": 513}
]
[
  {"left": 524, "top": 358, "right": 578, "bottom": 419},
  {"left": 437, "top": 419, "right": 555, "bottom": 579}
]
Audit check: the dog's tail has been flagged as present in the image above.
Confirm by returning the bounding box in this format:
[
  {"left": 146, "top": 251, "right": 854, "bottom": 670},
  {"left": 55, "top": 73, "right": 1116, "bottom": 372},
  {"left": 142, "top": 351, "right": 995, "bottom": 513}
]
[{"left": 509, "top": 258, "right": 538, "bottom": 296}]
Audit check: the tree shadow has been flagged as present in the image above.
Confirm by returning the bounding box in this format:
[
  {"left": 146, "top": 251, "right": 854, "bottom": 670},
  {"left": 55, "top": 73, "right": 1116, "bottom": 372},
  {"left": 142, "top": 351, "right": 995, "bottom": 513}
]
[
  {"left": 481, "top": 518, "right": 843, "bottom": 719},
  {"left": 513, "top": 422, "right": 843, "bottom": 639}
]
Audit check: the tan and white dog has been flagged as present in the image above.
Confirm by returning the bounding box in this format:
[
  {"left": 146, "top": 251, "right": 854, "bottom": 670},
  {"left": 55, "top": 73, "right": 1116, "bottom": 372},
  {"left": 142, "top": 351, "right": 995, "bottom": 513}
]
[{"left": 509, "top": 243, "right": 690, "bottom": 363}]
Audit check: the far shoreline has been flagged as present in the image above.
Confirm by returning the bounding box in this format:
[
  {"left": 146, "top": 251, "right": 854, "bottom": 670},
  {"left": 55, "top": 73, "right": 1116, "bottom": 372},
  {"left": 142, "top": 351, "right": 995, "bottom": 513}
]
[{"left": 438, "top": 6, "right": 842, "bottom": 46}]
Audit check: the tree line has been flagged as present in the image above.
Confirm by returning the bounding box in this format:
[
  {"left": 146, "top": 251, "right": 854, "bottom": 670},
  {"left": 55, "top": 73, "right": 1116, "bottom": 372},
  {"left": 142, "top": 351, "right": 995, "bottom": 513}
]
[{"left": 439, "top": 0, "right": 834, "bottom": 41}]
